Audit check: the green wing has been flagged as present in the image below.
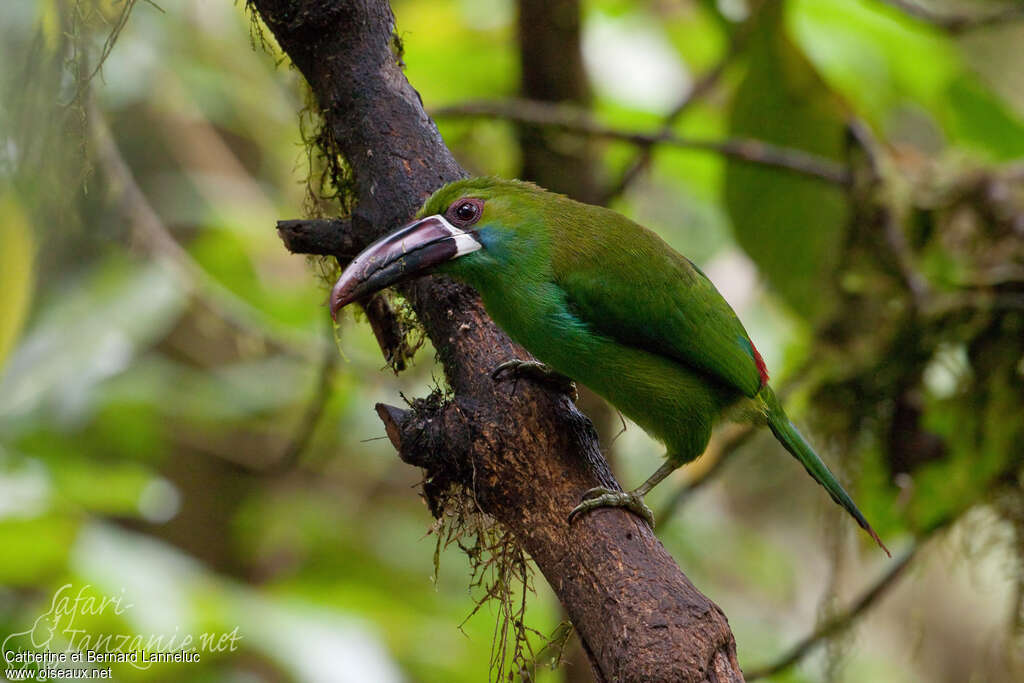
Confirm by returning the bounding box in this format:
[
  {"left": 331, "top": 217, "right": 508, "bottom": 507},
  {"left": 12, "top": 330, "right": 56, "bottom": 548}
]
[{"left": 552, "top": 208, "right": 767, "bottom": 398}]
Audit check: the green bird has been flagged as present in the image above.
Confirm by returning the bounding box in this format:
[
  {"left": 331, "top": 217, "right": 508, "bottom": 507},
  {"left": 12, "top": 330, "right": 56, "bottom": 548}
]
[{"left": 330, "top": 177, "right": 888, "bottom": 554}]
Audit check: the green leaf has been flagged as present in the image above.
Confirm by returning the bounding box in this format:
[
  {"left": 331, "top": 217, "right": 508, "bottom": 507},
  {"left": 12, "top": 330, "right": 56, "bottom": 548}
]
[
  {"left": 0, "top": 515, "right": 78, "bottom": 585},
  {"left": 0, "top": 193, "right": 35, "bottom": 369},
  {"left": 723, "top": 2, "right": 849, "bottom": 320},
  {"left": 946, "top": 75, "right": 1024, "bottom": 161},
  {"left": 790, "top": 0, "right": 962, "bottom": 129}
]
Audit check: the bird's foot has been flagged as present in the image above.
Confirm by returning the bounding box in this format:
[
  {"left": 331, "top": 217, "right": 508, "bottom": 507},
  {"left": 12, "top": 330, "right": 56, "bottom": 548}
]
[
  {"left": 568, "top": 487, "right": 655, "bottom": 528},
  {"left": 491, "top": 359, "right": 577, "bottom": 399}
]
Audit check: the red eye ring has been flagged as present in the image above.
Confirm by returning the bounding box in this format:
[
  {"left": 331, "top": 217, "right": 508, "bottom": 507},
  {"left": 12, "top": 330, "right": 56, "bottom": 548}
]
[{"left": 446, "top": 197, "right": 484, "bottom": 227}]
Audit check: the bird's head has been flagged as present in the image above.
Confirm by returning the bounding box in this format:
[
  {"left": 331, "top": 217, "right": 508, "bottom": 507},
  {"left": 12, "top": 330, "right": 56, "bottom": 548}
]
[{"left": 330, "top": 177, "right": 552, "bottom": 319}]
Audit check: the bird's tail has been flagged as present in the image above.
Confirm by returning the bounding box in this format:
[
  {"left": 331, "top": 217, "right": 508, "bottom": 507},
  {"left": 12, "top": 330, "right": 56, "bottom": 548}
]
[{"left": 757, "top": 386, "right": 890, "bottom": 556}]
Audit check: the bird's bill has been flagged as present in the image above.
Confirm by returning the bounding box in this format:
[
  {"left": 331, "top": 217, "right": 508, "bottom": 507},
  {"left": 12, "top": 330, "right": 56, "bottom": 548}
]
[{"left": 329, "top": 215, "right": 481, "bottom": 319}]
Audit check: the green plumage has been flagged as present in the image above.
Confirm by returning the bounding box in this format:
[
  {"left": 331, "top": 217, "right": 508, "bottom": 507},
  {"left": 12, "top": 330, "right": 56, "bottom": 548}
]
[{"left": 416, "top": 177, "right": 886, "bottom": 551}]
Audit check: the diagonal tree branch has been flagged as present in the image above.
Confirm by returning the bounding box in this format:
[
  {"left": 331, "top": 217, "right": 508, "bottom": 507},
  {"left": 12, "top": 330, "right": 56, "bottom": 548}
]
[
  {"left": 745, "top": 543, "right": 919, "bottom": 681},
  {"left": 599, "top": 11, "right": 757, "bottom": 204},
  {"left": 745, "top": 466, "right": 1022, "bottom": 681},
  {"left": 656, "top": 424, "right": 755, "bottom": 527},
  {"left": 89, "top": 98, "right": 324, "bottom": 361},
  {"left": 246, "top": 1, "right": 745, "bottom": 680}
]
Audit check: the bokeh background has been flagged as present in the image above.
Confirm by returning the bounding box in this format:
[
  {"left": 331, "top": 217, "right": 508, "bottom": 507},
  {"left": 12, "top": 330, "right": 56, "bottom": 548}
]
[{"left": 2, "top": 0, "right": 1023, "bottom": 681}]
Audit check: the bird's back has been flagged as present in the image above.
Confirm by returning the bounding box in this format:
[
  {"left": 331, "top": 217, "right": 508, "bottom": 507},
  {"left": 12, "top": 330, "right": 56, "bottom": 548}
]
[{"left": 545, "top": 197, "right": 769, "bottom": 399}]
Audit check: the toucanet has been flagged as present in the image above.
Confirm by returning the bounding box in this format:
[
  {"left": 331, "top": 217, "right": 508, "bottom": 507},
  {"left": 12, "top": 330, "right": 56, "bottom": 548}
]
[{"left": 330, "top": 177, "right": 888, "bottom": 554}]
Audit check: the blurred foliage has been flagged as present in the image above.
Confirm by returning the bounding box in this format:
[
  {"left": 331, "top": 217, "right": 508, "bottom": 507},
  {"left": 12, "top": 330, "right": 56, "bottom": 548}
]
[
  {"left": 724, "top": 0, "right": 849, "bottom": 320},
  {"left": 0, "top": 194, "right": 34, "bottom": 365},
  {"left": 0, "top": 0, "right": 1023, "bottom": 682}
]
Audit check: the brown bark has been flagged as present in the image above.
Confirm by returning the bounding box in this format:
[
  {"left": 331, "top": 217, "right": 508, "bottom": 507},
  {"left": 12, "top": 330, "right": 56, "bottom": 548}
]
[
  {"left": 276, "top": 217, "right": 353, "bottom": 256},
  {"left": 248, "top": 1, "right": 744, "bottom": 680},
  {"left": 516, "top": 6, "right": 611, "bottom": 680}
]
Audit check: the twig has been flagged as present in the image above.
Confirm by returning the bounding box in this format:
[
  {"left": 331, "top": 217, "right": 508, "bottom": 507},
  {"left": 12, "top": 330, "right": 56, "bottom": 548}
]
[
  {"left": 88, "top": 99, "right": 324, "bottom": 361},
  {"left": 847, "top": 119, "right": 932, "bottom": 307},
  {"left": 745, "top": 543, "right": 917, "bottom": 680},
  {"left": 881, "top": 0, "right": 1024, "bottom": 33},
  {"left": 599, "top": 13, "right": 755, "bottom": 204},
  {"left": 275, "top": 218, "right": 430, "bottom": 370},
  {"left": 656, "top": 367, "right": 810, "bottom": 527},
  {"left": 517, "top": 621, "right": 575, "bottom": 679},
  {"left": 881, "top": 207, "right": 931, "bottom": 306},
  {"left": 656, "top": 424, "right": 755, "bottom": 527},
  {"left": 745, "top": 498, "right": 978, "bottom": 680},
  {"left": 265, "top": 327, "right": 339, "bottom": 473},
  {"left": 432, "top": 99, "right": 851, "bottom": 186},
  {"left": 67, "top": 0, "right": 162, "bottom": 106},
  {"left": 925, "top": 291, "right": 1024, "bottom": 317}
]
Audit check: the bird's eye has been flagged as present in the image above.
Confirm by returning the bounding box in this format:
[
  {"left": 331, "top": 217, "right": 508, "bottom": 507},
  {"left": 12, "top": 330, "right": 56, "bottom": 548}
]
[
  {"left": 447, "top": 197, "right": 483, "bottom": 227},
  {"left": 456, "top": 203, "right": 477, "bottom": 221}
]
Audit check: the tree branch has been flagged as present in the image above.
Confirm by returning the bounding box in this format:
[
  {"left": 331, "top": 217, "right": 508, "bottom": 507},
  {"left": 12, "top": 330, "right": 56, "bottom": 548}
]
[
  {"left": 266, "top": 330, "right": 338, "bottom": 473},
  {"left": 881, "top": 0, "right": 1024, "bottom": 33},
  {"left": 433, "top": 98, "right": 852, "bottom": 186},
  {"left": 656, "top": 425, "right": 754, "bottom": 527},
  {"left": 88, "top": 98, "right": 323, "bottom": 361},
  {"left": 277, "top": 217, "right": 356, "bottom": 256},
  {"left": 745, "top": 545, "right": 917, "bottom": 680},
  {"left": 600, "top": 12, "right": 756, "bottom": 204},
  {"left": 745, "top": 487, "right": 997, "bottom": 680},
  {"left": 247, "top": 1, "right": 745, "bottom": 680}
]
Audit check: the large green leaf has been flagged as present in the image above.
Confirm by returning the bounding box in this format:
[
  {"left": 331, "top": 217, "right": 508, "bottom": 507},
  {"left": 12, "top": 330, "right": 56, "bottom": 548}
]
[
  {"left": 791, "top": 0, "right": 1024, "bottom": 160},
  {"left": 723, "top": 1, "right": 849, "bottom": 321}
]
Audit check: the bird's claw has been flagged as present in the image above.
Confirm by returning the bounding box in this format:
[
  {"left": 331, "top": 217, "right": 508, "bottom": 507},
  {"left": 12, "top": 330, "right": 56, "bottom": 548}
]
[
  {"left": 567, "top": 487, "right": 655, "bottom": 528},
  {"left": 491, "top": 359, "right": 577, "bottom": 399}
]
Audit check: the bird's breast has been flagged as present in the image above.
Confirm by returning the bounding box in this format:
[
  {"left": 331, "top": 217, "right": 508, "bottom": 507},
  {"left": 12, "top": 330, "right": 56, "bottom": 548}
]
[
  {"left": 479, "top": 282, "right": 737, "bottom": 459},
  {"left": 481, "top": 283, "right": 598, "bottom": 370}
]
